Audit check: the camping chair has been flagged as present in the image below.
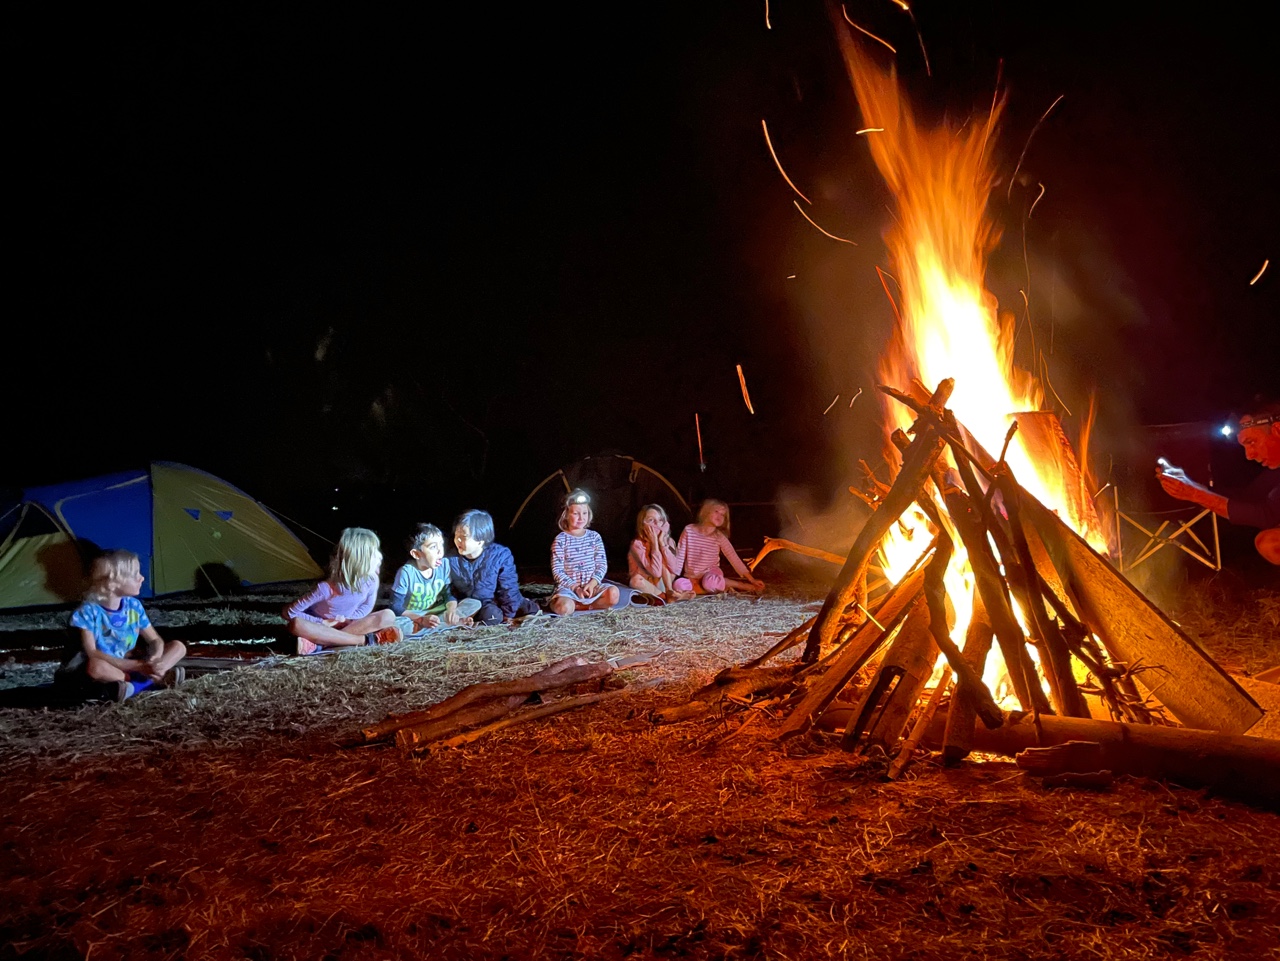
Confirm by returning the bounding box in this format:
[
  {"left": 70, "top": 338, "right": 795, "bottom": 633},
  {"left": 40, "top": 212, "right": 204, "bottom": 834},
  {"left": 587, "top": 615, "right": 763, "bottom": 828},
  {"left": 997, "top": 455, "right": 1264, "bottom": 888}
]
[{"left": 1117, "top": 503, "right": 1221, "bottom": 573}]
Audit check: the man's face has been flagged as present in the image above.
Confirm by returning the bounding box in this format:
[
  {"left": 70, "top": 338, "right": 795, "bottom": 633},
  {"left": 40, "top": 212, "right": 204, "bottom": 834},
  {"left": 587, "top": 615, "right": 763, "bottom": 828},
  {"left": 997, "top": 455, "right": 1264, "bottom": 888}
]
[{"left": 1238, "top": 423, "right": 1280, "bottom": 469}]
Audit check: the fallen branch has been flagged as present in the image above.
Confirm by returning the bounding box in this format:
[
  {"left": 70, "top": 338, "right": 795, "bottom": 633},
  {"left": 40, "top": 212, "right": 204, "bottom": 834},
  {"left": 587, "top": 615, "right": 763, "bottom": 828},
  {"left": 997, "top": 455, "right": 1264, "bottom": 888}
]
[{"left": 425, "top": 682, "right": 659, "bottom": 751}]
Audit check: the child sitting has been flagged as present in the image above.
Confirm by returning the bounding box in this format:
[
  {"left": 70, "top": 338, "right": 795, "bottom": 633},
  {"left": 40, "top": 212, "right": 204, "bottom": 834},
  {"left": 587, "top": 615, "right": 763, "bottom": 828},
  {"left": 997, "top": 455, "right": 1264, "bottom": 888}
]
[
  {"left": 628, "top": 503, "right": 693, "bottom": 603},
  {"left": 673, "top": 498, "right": 766, "bottom": 595},
  {"left": 57, "top": 549, "right": 187, "bottom": 703},
  {"left": 390, "top": 523, "right": 478, "bottom": 633},
  {"left": 549, "top": 490, "right": 621, "bottom": 616},
  {"left": 283, "top": 527, "right": 401, "bottom": 654},
  {"left": 450, "top": 509, "right": 541, "bottom": 625}
]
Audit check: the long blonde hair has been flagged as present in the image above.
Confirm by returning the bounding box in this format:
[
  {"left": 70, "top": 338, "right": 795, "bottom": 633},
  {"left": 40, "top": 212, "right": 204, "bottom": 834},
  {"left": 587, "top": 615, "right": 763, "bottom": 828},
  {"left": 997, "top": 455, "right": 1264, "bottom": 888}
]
[
  {"left": 697, "top": 498, "right": 730, "bottom": 537},
  {"left": 84, "top": 550, "right": 141, "bottom": 604},
  {"left": 329, "top": 527, "right": 382, "bottom": 591}
]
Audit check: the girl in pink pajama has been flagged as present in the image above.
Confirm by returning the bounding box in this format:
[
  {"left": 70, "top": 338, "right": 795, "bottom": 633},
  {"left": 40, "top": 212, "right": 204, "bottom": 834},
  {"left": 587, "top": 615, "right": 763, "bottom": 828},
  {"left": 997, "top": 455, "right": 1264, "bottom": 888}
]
[{"left": 672, "top": 499, "right": 765, "bottom": 595}]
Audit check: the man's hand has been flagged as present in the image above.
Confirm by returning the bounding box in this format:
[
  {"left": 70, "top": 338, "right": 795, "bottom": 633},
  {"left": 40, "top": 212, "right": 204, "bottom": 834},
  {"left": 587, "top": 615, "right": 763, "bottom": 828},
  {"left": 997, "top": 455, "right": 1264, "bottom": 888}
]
[{"left": 1156, "top": 462, "right": 1230, "bottom": 518}]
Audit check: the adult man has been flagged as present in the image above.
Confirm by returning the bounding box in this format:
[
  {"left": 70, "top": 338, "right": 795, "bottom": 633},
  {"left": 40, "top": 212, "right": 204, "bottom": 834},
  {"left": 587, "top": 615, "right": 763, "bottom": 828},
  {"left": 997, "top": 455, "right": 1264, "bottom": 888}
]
[{"left": 1158, "top": 402, "right": 1280, "bottom": 565}]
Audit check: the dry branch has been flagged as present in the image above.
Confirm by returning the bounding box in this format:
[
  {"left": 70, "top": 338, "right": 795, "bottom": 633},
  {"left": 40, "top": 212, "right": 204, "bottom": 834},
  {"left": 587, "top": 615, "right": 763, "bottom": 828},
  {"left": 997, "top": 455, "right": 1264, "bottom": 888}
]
[{"left": 774, "top": 565, "right": 929, "bottom": 740}]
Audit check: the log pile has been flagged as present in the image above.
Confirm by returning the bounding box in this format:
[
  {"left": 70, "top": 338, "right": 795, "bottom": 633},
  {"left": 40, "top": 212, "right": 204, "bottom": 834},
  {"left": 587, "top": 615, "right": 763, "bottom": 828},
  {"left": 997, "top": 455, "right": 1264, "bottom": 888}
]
[
  {"left": 659, "top": 378, "right": 1276, "bottom": 805},
  {"left": 361, "top": 654, "right": 657, "bottom": 753}
]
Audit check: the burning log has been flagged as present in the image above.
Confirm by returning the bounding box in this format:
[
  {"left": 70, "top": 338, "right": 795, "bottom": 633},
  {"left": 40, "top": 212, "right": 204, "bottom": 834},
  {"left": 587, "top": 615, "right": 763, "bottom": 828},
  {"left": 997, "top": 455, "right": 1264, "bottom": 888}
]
[
  {"left": 1016, "top": 491, "right": 1263, "bottom": 735},
  {"left": 992, "top": 467, "right": 1089, "bottom": 718},
  {"left": 941, "top": 595, "right": 994, "bottom": 765},
  {"left": 919, "top": 530, "right": 1003, "bottom": 728},
  {"left": 1014, "top": 740, "right": 1105, "bottom": 777},
  {"left": 941, "top": 486, "right": 1051, "bottom": 715},
  {"left": 804, "top": 384, "right": 950, "bottom": 662}
]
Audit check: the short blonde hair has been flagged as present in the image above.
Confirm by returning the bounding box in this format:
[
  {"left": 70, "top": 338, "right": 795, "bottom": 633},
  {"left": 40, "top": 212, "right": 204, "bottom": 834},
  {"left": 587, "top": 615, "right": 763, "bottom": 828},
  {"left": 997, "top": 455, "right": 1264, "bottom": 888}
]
[
  {"left": 558, "top": 490, "right": 594, "bottom": 533},
  {"left": 329, "top": 527, "right": 382, "bottom": 591},
  {"left": 85, "top": 550, "right": 141, "bottom": 604},
  {"left": 697, "top": 498, "right": 730, "bottom": 537}
]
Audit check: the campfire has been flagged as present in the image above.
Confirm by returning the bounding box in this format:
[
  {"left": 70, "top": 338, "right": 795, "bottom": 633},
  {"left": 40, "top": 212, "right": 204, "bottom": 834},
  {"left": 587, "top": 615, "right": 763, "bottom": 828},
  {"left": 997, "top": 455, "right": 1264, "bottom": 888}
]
[{"left": 654, "top": 38, "right": 1276, "bottom": 803}]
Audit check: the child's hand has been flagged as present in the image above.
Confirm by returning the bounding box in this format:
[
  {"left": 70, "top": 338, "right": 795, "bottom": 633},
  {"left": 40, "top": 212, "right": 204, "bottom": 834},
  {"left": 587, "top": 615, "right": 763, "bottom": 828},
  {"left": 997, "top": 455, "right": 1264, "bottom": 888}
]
[{"left": 422, "top": 614, "right": 442, "bottom": 629}]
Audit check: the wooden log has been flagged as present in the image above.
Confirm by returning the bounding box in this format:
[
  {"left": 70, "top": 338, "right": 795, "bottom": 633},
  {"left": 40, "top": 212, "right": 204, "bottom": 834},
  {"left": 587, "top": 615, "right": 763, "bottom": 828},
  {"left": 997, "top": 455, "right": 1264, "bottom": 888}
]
[
  {"left": 941, "top": 594, "right": 995, "bottom": 765},
  {"left": 1015, "top": 740, "right": 1105, "bottom": 776},
  {"left": 748, "top": 537, "right": 845, "bottom": 573},
  {"left": 804, "top": 425, "right": 944, "bottom": 661},
  {"left": 840, "top": 599, "right": 937, "bottom": 751},
  {"left": 421, "top": 684, "right": 654, "bottom": 751},
  {"left": 743, "top": 615, "right": 817, "bottom": 669},
  {"left": 363, "top": 655, "right": 649, "bottom": 741},
  {"left": 942, "top": 487, "right": 1051, "bottom": 715},
  {"left": 395, "top": 695, "right": 529, "bottom": 750},
  {"left": 921, "top": 531, "right": 1003, "bottom": 728},
  {"left": 773, "top": 566, "right": 929, "bottom": 740},
  {"left": 887, "top": 667, "right": 952, "bottom": 780},
  {"left": 652, "top": 664, "right": 802, "bottom": 724},
  {"left": 1017, "top": 492, "right": 1262, "bottom": 734},
  {"left": 922, "top": 712, "right": 1280, "bottom": 807},
  {"left": 994, "top": 469, "right": 1090, "bottom": 718}
]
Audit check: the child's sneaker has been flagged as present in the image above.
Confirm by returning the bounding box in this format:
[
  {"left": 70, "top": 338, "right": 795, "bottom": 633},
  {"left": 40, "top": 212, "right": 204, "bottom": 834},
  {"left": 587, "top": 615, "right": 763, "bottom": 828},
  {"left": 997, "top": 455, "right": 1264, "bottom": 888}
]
[
  {"left": 296, "top": 638, "right": 320, "bottom": 656},
  {"left": 365, "top": 626, "right": 402, "bottom": 646},
  {"left": 162, "top": 665, "right": 185, "bottom": 688},
  {"left": 113, "top": 681, "right": 136, "bottom": 703}
]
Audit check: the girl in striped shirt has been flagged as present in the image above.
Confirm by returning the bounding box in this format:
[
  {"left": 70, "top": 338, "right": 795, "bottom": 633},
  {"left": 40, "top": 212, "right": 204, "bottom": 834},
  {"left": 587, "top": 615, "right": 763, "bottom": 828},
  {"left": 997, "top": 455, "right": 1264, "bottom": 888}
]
[
  {"left": 548, "top": 490, "right": 621, "bottom": 615},
  {"left": 673, "top": 499, "right": 765, "bottom": 595}
]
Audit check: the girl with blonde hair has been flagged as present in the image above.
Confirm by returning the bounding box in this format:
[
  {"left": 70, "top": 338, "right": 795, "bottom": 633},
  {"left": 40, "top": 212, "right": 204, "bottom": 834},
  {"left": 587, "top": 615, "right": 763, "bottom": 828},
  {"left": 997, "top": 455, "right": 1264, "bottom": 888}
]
[{"left": 283, "top": 527, "right": 400, "bottom": 654}]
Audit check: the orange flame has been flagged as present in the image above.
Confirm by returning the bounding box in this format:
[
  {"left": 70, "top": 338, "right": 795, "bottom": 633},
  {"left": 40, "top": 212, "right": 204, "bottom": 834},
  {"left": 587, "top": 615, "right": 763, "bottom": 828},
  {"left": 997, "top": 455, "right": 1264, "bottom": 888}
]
[{"left": 837, "top": 40, "right": 1105, "bottom": 707}]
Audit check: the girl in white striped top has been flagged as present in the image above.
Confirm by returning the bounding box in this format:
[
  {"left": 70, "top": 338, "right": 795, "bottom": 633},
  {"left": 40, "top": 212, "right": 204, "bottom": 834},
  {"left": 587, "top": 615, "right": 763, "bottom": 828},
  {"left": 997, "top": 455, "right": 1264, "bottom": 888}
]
[{"left": 548, "top": 490, "right": 621, "bottom": 616}]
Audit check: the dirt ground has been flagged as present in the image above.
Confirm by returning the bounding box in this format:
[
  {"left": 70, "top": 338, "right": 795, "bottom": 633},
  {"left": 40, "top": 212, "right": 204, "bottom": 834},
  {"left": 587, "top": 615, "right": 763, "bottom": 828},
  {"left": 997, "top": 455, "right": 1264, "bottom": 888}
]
[{"left": 1, "top": 568, "right": 1278, "bottom": 961}]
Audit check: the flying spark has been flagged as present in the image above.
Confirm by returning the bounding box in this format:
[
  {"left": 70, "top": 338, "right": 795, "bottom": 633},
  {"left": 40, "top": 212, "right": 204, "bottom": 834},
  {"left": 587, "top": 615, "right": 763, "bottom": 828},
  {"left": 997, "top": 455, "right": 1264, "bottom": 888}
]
[
  {"left": 765, "top": 0, "right": 770, "bottom": 28},
  {"left": 1250, "top": 259, "right": 1269, "bottom": 285},
  {"left": 842, "top": 6, "right": 897, "bottom": 54},
  {"left": 793, "top": 201, "right": 858, "bottom": 245},
  {"left": 1008, "top": 94, "right": 1064, "bottom": 200},
  {"left": 849, "top": 386, "right": 863, "bottom": 407},
  {"left": 762, "top": 119, "right": 812, "bottom": 205},
  {"left": 823, "top": 395, "right": 840, "bottom": 415},
  {"left": 1028, "top": 182, "right": 1046, "bottom": 218},
  {"left": 695, "top": 413, "right": 706, "bottom": 471},
  {"left": 856, "top": 127, "right": 885, "bottom": 135},
  {"left": 736, "top": 364, "right": 756, "bottom": 414}
]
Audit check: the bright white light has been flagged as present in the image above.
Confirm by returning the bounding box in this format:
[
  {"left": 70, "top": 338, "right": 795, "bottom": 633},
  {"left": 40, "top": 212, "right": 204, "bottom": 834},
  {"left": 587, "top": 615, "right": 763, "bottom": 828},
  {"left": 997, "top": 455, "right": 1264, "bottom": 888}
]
[{"left": 1220, "top": 424, "right": 1234, "bottom": 437}]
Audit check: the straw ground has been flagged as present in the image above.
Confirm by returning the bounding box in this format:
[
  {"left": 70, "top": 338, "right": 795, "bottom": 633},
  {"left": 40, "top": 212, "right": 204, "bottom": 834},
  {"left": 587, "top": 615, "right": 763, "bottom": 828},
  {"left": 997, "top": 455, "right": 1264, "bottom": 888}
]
[{"left": 1, "top": 571, "right": 1277, "bottom": 960}]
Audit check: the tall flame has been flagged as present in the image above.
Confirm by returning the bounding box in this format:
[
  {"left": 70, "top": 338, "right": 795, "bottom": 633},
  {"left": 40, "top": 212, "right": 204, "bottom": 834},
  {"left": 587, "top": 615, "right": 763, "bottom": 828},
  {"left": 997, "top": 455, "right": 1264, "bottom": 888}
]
[
  {"left": 841, "top": 43, "right": 1104, "bottom": 555},
  {"left": 838, "top": 42, "right": 1104, "bottom": 706}
]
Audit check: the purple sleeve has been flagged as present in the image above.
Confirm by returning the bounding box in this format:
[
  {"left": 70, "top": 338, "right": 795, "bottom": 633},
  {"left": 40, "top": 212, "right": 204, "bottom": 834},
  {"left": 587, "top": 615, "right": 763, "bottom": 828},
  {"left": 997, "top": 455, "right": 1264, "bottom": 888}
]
[
  {"left": 284, "top": 581, "right": 334, "bottom": 623},
  {"left": 348, "top": 577, "right": 379, "bottom": 620}
]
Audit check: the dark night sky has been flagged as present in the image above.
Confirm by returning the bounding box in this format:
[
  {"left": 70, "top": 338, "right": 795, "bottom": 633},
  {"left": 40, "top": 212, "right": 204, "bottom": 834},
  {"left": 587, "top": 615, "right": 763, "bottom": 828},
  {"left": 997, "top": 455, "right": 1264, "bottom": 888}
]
[{"left": 9, "top": 3, "right": 1278, "bottom": 548}]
